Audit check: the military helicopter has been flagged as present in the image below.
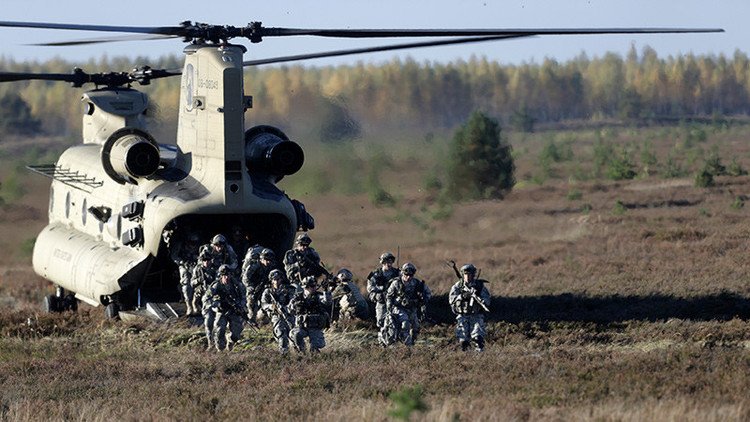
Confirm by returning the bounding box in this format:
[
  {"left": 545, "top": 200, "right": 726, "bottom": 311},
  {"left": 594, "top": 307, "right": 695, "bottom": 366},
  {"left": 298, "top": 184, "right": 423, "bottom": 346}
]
[{"left": 0, "top": 20, "right": 722, "bottom": 320}]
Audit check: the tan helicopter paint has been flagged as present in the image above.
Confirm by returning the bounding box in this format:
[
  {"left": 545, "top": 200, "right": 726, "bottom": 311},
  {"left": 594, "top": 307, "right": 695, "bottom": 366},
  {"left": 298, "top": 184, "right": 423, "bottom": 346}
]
[{"left": 33, "top": 44, "right": 298, "bottom": 307}]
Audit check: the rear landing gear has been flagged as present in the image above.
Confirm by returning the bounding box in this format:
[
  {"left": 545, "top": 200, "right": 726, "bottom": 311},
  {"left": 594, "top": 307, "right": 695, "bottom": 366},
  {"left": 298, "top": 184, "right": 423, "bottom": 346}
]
[
  {"left": 104, "top": 302, "right": 120, "bottom": 320},
  {"left": 42, "top": 287, "right": 78, "bottom": 313}
]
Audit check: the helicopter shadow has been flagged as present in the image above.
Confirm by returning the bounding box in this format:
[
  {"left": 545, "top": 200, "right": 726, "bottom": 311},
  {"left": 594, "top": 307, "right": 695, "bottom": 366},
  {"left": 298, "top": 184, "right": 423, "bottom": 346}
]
[{"left": 427, "top": 292, "right": 750, "bottom": 325}]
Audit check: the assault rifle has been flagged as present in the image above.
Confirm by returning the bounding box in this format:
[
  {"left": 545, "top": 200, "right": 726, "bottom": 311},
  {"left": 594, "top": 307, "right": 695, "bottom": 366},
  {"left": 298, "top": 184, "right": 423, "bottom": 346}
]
[
  {"left": 445, "top": 260, "right": 490, "bottom": 313},
  {"left": 220, "top": 298, "right": 259, "bottom": 331},
  {"left": 267, "top": 290, "right": 292, "bottom": 321}
]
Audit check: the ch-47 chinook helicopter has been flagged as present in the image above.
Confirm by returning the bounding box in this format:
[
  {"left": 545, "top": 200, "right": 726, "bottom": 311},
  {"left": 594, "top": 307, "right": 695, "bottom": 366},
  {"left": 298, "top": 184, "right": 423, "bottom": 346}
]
[{"left": 0, "top": 20, "right": 722, "bottom": 320}]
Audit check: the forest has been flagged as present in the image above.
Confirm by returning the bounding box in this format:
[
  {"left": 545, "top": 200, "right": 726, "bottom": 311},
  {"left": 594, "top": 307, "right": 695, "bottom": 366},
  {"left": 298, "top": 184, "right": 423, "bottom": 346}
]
[{"left": 1, "top": 45, "right": 750, "bottom": 143}]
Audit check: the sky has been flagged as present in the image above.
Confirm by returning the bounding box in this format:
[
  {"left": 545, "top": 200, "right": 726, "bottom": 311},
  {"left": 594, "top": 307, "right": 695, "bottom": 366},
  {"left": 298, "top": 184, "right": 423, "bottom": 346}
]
[{"left": 0, "top": 0, "right": 743, "bottom": 68}]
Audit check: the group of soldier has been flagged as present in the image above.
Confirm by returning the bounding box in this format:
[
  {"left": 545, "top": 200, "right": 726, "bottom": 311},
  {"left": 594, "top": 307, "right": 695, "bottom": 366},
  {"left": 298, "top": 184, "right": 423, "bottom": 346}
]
[{"left": 169, "top": 229, "right": 491, "bottom": 354}]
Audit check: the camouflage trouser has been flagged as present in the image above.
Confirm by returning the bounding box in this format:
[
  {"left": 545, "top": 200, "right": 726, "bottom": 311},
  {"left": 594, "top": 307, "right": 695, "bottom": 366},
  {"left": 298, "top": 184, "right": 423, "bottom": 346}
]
[
  {"left": 203, "top": 307, "right": 216, "bottom": 349},
  {"left": 192, "top": 285, "right": 206, "bottom": 315},
  {"left": 271, "top": 315, "right": 293, "bottom": 354},
  {"left": 389, "top": 307, "right": 420, "bottom": 346},
  {"left": 180, "top": 266, "right": 194, "bottom": 312},
  {"left": 291, "top": 326, "right": 325, "bottom": 353},
  {"left": 456, "top": 314, "right": 486, "bottom": 350},
  {"left": 374, "top": 301, "right": 387, "bottom": 328},
  {"left": 214, "top": 311, "right": 244, "bottom": 351},
  {"left": 379, "top": 311, "right": 398, "bottom": 346}
]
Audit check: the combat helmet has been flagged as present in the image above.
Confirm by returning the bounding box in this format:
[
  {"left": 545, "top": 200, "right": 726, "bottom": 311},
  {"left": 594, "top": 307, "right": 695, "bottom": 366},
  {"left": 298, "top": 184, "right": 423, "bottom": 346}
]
[
  {"left": 260, "top": 248, "right": 276, "bottom": 260},
  {"left": 379, "top": 252, "right": 396, "bottom": 264},
  {"left": 217, "top": 264, "right": 231, "bottom": 276},
  {"left": 401, "top": 262, "right": 417, "bottom": 275},
  {"left": 336, "top": 268, "right": 353, "bottom": 281},
  {"left": 199, "top": 249, "right": 212, "bottom": 262},
  {"left": 295, "top": 233, "right": 312, "bottom": 246},
  {"left": 460, "top": 264, "right": 477, "bottom": 274},
  {"left": 212, "top": 234, "right": 227, "bottom": 246},
  {"left": 268, "top": 269, "right": 284, "bottom": 282}
]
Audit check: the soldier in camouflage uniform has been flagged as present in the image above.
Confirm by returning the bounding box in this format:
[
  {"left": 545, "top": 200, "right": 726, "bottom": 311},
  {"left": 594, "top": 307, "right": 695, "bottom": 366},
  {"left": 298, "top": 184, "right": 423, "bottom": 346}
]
[
  {"left": 191, "top": 248, "right": 216, "bottom": 316},
  {"left": 383, "top": 263, "right": 432, "bottom": 347},
  {"left": 241, "top": 244, "right": 264, "bottom": 279},
  {"left": 170, "top": 233, "right": 200, "bottom": 315},
  {"left": 260, "top": 269, "right": 295, "bottom": 354},
  {"left": 367, "top": 252, "right": 400, "bottom": 329},
  {"left": 449, "top": 264, "right": 491, "bottom": 352},
  {"left": 283, "top": 233, "right": 324, "bottom": 285},
  {"left": 243, "top": 248, "right": 283, "bottom": 322},
  {"left": 230, "top": 225, "right": 251, "bottom": 262},
  {"left": 206, "top": 264, "right": 247, "bottom": 351},
  {"left": 199, "top": 234, "right": 239, "bottom": 275},
  {"left": 289, "top": 276, "right": 331, "bottom": 353}
]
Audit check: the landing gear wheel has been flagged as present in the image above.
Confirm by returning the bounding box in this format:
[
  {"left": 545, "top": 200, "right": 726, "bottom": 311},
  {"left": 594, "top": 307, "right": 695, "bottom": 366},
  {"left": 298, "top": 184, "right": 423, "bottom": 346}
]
[
  {"left": 104, "top": 302, "right": 120, "bottom": 320},
  {"left": 43, "top": 295, "right": 60, "bottom": 313},
  {"left": 62, "top": 293, "right": 78, "bottom": 312}
]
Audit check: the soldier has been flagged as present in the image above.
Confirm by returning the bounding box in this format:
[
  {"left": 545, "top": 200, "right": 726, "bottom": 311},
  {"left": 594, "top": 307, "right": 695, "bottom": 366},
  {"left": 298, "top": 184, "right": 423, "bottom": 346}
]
[
  {"left": 289, "top": 276, "right": 331, "bottom": 353},
  {"left": 367, "top": 252, "right": 400, "bottom": 329},
  {"left": 383, "top": 262, "right": 432, "bottom": 347},
  {"left": 200, "top": 234, "right": 239, "bottom": 274},
  {"left": 191, "top": 248, "right": 216, "bottom": 316},
  {"left": 170, "top": 232, "right": 200, "bottom": 315},
  {"left": 449, "top": 264, "right": 491, "bottom": 352},
  {"left": 193, "top": 250, "right": 218, "bottom": 350},
  {"left": 243, "top": 248, "right": 282, "bottom": 322},
  {"left": 230, "top": 225, "right": 251, "bottom": 261},
  {"left": 283, "top": 233, "right": 324, "bottom": 284},
  {"left": 206, "top": 264, "right": 247, "bottom": 351},
  {"left": 240, "top": 244, "right": 264, "bottom": 278},
  {"left": 260, "top": 269, "right": 295, "bottom": 354},
  {"left": 329, "top": 268, "right": 368, "bottom": 322}
]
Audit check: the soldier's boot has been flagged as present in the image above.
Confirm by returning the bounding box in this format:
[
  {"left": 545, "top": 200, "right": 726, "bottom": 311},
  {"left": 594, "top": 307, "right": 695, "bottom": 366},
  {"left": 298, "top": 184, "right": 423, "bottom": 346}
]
[
  {"left": 460, "top": 340, "right": 470, "bottom": 351},
  {"left": 473, "top": 337, "right": 485, "bottom": 352}
]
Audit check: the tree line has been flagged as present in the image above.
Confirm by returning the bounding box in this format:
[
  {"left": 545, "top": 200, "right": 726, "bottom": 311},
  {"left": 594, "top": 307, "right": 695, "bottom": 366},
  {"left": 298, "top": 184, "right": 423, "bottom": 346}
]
[{"left": 1, "top": 46, "right": 750, "bottom": 139}]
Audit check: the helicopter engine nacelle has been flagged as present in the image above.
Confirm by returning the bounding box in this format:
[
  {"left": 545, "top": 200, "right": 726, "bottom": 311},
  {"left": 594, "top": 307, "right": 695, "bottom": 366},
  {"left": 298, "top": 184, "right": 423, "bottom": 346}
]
[
  {"left": 244, "top": 125, "right": 304, "bottom": 182},
  {"left": 101, "top": 127, "right": 161, "bottom": 184}
]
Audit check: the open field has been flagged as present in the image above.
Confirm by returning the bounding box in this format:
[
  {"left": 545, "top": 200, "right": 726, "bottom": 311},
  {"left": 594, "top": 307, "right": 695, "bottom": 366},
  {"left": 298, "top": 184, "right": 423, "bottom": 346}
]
[{"left": 1, "top": 124, "right": 750, "bottom": 420}]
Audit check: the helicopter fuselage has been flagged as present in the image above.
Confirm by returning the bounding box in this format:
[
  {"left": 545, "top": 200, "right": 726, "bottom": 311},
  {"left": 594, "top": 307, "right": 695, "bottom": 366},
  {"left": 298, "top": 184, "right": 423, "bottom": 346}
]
[{"left": 32, "top": 44, "right": 306, "bottom": 312}]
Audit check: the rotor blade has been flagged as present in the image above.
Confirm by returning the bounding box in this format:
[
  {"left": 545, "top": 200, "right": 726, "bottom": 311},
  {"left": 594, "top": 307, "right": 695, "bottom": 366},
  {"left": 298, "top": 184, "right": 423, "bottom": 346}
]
[
  {"left": 258, "top": 27, "right": 724, "bottom": 38},
  {"left": 0, "top": 20, "right": 183, "bottom": 36},
  {"left": 30, "top": 34, "right": 180, "bottom": 47},
  {"left": 0, "top": 71, "right": 81, "bottom": 83},
  {"left": 243, "top": 34, "right": 532, "bottom": 67}
]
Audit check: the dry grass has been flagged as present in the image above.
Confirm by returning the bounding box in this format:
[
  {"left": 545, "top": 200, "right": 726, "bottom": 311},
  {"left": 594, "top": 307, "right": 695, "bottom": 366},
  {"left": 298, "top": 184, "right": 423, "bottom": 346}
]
[{"left": 3, "top": 126, "right": 750, "bottom": 420}]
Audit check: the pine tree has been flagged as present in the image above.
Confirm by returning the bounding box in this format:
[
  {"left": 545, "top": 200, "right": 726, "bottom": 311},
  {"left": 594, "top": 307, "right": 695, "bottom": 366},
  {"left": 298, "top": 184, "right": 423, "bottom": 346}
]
[{"left": 446, "top": 111, "right": 515, "bottom": 200}]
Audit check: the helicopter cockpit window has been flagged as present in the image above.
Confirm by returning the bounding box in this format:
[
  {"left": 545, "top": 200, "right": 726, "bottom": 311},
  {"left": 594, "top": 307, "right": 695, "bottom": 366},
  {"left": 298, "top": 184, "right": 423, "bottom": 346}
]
[
  {"left": 65, "top": 192, "right": 71, "bottom": 219},
  {"left": 81, "top": 198, "right": 87, "bottom": 226}
]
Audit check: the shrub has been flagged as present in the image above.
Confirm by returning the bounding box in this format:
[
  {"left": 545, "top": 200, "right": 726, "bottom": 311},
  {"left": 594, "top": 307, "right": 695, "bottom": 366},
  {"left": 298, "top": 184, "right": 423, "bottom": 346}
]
[
  {"left": 567, "top": 189, "right": 583, "bottom": 201},
  {"left": 727, "top": 158, "right": 748, "bottom": 176},
  {"left": 694, "top": 168, "right": 714, "bottom": 187},
  {"left": 446, "top": 111, "right": 515, "bottom": 200},
  {"left": 0, "top": 92, "right": 41, "bottom": 135},
  {"left": 612, "top": 200, "right": 627, "bottom": 215},
  {"left": 388, "top": 385, "right": 428, "bottom": 421},
  {"left": 606, "top": 148, "right": 636, "bottom": 180},
  {"left": 703, "top": 148, "right": 727, "bottom": 176}
]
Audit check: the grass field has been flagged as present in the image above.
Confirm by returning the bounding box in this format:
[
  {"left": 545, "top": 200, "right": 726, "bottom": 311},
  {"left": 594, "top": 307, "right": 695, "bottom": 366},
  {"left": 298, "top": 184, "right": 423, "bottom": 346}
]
[{"left": 1, "top": 124, "right": 750, "bottom": 420}]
